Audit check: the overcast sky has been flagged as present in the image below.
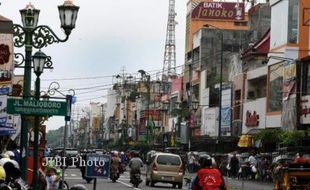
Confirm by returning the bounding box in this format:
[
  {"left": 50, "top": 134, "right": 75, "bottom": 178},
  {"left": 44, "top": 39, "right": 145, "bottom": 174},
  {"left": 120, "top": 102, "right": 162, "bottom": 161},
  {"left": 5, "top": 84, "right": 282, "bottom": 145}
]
[{"left": 0, "top": 0, "right": 188, "bottom": 130}]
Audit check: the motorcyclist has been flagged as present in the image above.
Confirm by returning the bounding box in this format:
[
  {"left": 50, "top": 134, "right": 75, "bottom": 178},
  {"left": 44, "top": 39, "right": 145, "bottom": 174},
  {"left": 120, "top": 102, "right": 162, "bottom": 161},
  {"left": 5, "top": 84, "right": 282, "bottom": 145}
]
[
  {"left": 110, "top": 151, "right": 121, "bottom": 181},
  {"left": 128, "top": 152, "right": 143, "bottom": 184},
  {"left": 45, "top": 167, "right": 60, "bottom": 190},
  {"left": 191, "top": 154, "right": 226, "bottom": 190}
]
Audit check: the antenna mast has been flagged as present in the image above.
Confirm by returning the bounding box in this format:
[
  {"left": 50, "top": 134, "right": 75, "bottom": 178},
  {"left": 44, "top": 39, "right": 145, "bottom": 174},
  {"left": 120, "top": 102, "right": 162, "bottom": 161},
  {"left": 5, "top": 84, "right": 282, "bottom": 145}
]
[{"left": 162, "top": 0, "right": 177, "bottom": 81}]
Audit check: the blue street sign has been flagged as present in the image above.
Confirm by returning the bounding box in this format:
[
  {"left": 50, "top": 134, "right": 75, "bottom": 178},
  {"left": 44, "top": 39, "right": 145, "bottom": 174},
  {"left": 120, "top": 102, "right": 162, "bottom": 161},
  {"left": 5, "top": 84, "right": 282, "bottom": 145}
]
[{"left": 85, "top": 154, "right": 111, "bottom": 178}]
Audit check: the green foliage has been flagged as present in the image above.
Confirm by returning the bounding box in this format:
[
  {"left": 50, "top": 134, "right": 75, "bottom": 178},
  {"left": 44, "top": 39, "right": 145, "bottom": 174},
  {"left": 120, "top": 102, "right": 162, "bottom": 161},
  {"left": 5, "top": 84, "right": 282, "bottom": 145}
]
[
  {"left": 254, "top": 129, "right": 305, "bottom": 147},
  {"left": 46, "top": 127, "right": 64, "bottom": 148},
  {"left": 281, "top": 130, "right": 304, "bottom": 146},
  {"left": 254, "top": 129, "right": 283, "bottom": 143},
  {"left": 170, "top": 102, "right": 190, "bottom": 119}
]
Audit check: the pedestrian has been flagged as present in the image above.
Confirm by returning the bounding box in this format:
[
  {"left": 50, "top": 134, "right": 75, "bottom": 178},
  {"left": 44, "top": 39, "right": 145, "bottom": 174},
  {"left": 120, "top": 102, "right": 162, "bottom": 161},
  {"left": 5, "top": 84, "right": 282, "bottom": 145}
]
[
  {"left": 188, "top": 152, "right": 195, "bottom": 173},
  {"left": 229, "top": 153, "right": 239, "bottom": 178},
  {"left": 257, "top": 157, "right": 267, "bottom": 181},
  {"left": 293, "top": 152, "right": 310, "bottom": 164}
]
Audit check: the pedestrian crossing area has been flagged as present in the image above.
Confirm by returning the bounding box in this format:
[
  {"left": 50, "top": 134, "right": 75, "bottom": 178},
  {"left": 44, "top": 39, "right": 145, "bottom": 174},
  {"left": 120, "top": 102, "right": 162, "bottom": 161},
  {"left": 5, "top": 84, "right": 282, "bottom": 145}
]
[{"left": 63, "top": 173, "right": 81, "bottom": 179}]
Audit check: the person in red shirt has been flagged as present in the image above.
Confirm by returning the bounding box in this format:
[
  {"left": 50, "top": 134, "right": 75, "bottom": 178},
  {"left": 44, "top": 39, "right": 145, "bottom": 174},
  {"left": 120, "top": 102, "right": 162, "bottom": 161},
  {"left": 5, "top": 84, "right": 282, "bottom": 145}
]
[
  {"left": 191, "top": 154, "right": 226, "bottom": 190},
  {"left": 293, "top": 152, "right": 310, "bottom": 164}
]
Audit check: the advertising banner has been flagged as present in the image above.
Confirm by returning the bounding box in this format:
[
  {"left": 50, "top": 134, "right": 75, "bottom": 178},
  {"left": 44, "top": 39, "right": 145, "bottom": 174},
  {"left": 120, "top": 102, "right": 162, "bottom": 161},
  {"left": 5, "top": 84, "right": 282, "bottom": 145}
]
[
  {"left": 85, "top": 154, "right": 111, "bottom": 178},
  {"left": 192, "top": 2, "right": 245, "bottom": 21},
  {"left": 301, "top": 95, "right": 310, "bottom": 124},
  {"left": 221, "top": 106, "right": 231, "bottom": 132},
  {"left": 201, "top": 107, "right": 219, "bottom": 137},
  {"left": 283, "top": 61, "right": 296, "bottom": 100}
]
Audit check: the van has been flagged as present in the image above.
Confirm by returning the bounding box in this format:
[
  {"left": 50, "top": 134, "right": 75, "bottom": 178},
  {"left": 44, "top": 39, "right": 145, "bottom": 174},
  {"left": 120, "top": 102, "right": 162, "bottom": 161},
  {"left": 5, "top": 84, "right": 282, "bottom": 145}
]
[{"left": 145, "top": 152, "right": 183, "bottom": 189}]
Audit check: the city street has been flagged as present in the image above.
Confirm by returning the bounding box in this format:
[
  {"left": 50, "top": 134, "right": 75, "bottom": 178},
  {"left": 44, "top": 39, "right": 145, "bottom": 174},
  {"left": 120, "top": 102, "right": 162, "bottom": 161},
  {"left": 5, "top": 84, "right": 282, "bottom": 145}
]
[{"left": 64, "top": 167, "right": 274, "bottom": 190}]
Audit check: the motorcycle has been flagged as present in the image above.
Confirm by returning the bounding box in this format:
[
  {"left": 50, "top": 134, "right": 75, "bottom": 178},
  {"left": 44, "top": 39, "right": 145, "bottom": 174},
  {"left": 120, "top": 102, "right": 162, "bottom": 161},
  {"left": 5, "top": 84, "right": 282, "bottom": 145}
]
[
  {"left": 131, "top": 171, "right": 142, "bottom": 188},
  {"left": 110, "top": 169, "right": 119, "bottom": 183}
]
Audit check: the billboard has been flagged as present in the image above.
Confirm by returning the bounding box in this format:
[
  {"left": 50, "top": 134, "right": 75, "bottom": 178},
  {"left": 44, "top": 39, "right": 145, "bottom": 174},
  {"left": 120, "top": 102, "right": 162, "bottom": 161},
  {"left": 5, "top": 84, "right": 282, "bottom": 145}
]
[
  {"left": 180, "top": 122, "right": 189, "bottom": 144},
  {"left": 192, "top": 2, "right": 245, "bottom": 21},
  {"left": 201, "top": 107, "right": 219, "bottom": 137}
]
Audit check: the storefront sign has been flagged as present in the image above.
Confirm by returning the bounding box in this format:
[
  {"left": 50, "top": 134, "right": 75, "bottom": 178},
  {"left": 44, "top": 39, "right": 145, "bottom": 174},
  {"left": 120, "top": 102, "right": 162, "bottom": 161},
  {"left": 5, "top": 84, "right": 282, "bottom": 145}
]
[
  {"left": 192, "top": 2, "right": 245, "bottom": 21},
  {"left": 7, "top": 99, "right": 67, "bottom": 116},
  {"left": 245, "top": 110, "right": 259, "bottom": 127},
  {"left": 300, "top": 95, "right": 310, "bottom": 124}
]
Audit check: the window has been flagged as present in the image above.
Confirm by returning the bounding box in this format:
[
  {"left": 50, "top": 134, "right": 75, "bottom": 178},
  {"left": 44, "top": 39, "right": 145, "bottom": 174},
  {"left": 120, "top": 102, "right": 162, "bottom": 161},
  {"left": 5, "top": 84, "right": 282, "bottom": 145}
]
[
  {"left": 247, "top": 76, "right": 267, "bottom": 100},
  {"left": 302, "top": 61, "right": 310, "bottom": 95},
  {"left": 267, "top": 63, "right": 283, "bottom": 112},
  {"left": 156, "top": 155, "right": 181, "bottom": 166},
  {"left": 287, "top": 0, "right": 299, "bottom": 43}
]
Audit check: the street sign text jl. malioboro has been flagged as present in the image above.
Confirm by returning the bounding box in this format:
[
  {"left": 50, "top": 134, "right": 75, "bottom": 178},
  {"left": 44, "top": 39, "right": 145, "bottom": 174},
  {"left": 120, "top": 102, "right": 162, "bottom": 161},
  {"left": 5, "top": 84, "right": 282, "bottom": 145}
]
[{"left": 7, "top": 98, "right": 67, "bottom": 116}]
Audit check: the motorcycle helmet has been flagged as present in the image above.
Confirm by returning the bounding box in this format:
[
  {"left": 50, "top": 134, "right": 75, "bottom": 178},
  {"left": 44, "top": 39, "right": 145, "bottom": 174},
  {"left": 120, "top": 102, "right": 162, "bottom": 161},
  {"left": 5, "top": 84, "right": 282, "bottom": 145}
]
[
  {"left": 0, "top": 166, "right": 6, "bottom": 182},
  {"left": 3, "top": 161, "right": 21, "bottom": 182},
  {"left": 4, "top": 152, "right": 14, "bottom": 160},
  {"left": 70, "top": 184, "right": 88, "bottom": 190},
  {"left": 0, "top": 154, "right": 9, "bottom": 159},
  {"left": 198, "top": 154, "right": 212, "bottom": 168}
]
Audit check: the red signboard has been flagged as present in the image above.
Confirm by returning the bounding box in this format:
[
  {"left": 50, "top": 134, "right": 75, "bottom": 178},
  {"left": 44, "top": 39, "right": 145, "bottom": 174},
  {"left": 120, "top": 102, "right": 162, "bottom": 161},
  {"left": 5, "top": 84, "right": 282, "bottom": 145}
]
[
  {"left": 245, "top": 111, "right": 259, "bottom": 127},
  {"left": 192, "top": 2, "right": 245, "bottom": 21},
  {"left": 144, "top": 109, "right": 161, "bottom": 121}
]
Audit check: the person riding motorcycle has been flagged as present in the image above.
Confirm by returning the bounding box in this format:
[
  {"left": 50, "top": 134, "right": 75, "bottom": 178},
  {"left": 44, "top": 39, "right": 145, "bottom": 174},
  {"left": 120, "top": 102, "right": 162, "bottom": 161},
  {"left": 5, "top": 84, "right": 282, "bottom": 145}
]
[
  {"left": 128, "top": 152, "right": 143, "bottom": 184},
  {"left": 110, "top": 151, "right": 122, "bottom": 181},
  {"left": 192, "top": 154, "right": 226, "bottom": 190}
]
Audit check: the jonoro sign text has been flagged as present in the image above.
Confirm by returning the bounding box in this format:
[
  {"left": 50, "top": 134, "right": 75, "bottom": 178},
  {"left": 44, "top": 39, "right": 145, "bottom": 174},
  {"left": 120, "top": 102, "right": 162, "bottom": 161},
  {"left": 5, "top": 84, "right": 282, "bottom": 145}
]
[
  {"left": 192, "top": 2, "right": 245, "bottom": 21},
  {"left": 7, "top": 99, "right": 67, "bottom": 116}
]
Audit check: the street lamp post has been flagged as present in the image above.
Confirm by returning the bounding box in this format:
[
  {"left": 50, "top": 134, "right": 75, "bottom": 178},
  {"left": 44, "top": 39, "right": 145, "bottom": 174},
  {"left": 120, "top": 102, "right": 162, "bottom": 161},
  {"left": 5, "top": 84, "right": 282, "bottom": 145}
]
[
  {"left": 32, "top": 50, "right": 52, "bottom": 190},
  {"left": 138, "top": 69, "right": 151, "bottom": 145},
  {"left": 203, "top": 24, "right": 224, "bottom": 139},
  {"left": 13, "top": 1, "right": 79, "bottom": 179}
]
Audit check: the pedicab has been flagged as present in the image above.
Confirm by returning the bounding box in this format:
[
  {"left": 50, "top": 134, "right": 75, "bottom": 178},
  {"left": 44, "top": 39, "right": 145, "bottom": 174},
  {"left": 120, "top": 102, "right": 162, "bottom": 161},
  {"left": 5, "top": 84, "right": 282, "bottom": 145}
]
[{"left": 274, "top": 162, "right": 310, "bottom": 190}]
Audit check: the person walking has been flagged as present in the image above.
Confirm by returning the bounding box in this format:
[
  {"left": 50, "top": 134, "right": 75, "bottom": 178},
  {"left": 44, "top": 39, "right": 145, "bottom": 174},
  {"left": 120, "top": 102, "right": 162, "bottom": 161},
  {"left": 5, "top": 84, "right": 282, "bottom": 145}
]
[{"left": 229, "top": 153, "right": 239, "bottom": 178}]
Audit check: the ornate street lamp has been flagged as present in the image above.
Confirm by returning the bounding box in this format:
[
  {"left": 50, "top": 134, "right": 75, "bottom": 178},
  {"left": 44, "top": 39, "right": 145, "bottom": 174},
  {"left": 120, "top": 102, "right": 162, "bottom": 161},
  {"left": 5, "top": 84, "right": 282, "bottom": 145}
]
[
  {"left": 58, "top": 0, "right": 80, "bottom": 36},
  {"left": 32, "top": 50, "right": 53, "bottom": 190},
  {"left": 33, "top": 50, "right": 48, "bottom": 76},
  {"left": 19, "top": 3, "right": 40, "bottom": 28},
  {"left": 191, "top": 100, "right": 199, "bottom": 111},
  {"left": 13, "top": 1, "right": 79, "bottom": 180}
]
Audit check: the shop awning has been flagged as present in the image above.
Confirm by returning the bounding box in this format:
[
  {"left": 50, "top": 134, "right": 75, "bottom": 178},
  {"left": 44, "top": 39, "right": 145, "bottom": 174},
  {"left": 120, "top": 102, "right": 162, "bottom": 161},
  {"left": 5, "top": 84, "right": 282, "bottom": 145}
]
[{"left": 238, "top": 134, "right": 253, "bottom": 147}]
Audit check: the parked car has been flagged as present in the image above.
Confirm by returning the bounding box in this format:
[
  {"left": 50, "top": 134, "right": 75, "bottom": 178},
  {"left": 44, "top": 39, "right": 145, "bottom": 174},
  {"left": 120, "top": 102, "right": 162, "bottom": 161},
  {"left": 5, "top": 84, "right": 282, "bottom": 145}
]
[{"left": 145, "top": 152, "right": 183, "bottom": 189}]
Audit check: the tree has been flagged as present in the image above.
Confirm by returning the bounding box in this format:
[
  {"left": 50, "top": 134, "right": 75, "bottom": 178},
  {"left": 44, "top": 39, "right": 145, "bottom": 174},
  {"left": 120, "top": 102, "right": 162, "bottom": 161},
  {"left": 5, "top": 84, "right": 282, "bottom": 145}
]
[{"left": 280, "top": 130, "right": 304, "bottom": 147}]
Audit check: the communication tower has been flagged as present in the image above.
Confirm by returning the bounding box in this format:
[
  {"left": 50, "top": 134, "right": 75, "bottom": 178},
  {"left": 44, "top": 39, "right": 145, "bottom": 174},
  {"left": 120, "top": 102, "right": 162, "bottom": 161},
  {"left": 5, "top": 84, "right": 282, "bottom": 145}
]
[{"left": 162, "top": 0, "right": 177, "bottom": 81}]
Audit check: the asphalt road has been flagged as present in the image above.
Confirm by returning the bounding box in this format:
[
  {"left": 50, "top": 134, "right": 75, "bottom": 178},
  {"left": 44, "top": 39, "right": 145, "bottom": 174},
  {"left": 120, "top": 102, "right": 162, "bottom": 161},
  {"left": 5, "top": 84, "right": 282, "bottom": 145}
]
[{"left": 64, "top": 167, "right": 273, "bottom": 190}]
